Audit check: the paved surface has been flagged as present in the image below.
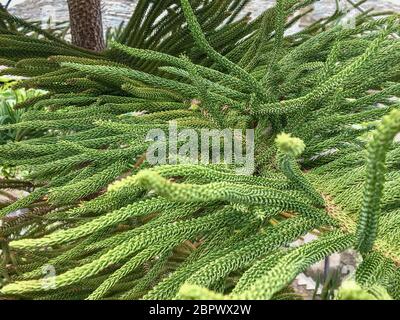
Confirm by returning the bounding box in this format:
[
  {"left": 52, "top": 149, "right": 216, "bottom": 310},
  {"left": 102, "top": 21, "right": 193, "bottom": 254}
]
[{"left": 3, "top": 0, "right": 400, "bottom": 30}]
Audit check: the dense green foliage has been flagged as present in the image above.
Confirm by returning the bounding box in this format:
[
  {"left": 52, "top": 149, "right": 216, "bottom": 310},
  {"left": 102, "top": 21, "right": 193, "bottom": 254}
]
[
  {"left": 0, "top": 82, "right": 45, "bottom": 144},
  {"left": 0, "top": 0, "right": 399, "bottom": 300}
]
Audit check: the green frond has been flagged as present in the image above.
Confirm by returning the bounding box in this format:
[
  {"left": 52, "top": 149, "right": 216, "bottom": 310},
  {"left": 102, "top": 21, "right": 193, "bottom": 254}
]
[{"left": 356, "top": 109, "right": 400, "bottom": 253}]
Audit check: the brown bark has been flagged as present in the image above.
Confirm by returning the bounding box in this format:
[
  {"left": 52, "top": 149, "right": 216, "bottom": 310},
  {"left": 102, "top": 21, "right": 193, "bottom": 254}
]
[{"left": 67, "top": 0, "right": 105, "bottom": 52}]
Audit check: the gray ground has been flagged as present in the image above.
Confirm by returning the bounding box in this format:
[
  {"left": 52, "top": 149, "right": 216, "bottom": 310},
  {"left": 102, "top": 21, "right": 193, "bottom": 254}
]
[
  {"left": 1, "top": 0, "right": 399, "bottom": 299},
  {"left": 3, "top": 0, "right": 400, "bottom": 30}
]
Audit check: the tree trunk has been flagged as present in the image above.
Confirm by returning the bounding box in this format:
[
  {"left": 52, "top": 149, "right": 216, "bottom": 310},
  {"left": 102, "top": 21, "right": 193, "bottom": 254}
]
[{"left": 67, "top": 0, "right": 105, "bottom": 52}]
